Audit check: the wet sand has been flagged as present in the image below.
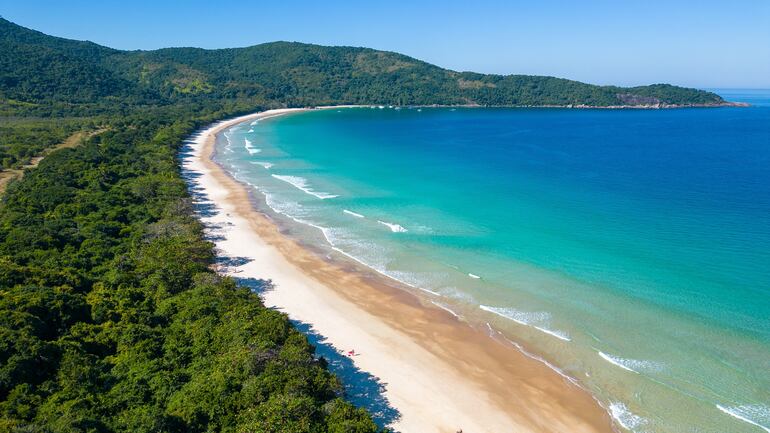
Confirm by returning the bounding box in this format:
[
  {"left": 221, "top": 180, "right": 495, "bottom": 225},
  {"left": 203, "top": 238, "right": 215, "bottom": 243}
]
[{"left": 183, "top": 108, "right": 616, "bottom": 433}]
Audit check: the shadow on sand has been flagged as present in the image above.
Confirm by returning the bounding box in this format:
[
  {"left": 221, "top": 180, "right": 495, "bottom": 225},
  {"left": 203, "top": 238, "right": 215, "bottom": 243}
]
[
  {"left": 292, "top": 319, "right": 401, "bottom": 429},
  {"left": 182, "top": 131, "right": 401, "bottom": 431}
]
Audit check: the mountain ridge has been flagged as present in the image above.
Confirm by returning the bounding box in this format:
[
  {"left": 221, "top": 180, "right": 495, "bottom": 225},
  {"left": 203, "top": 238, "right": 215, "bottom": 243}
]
[{"left": 0, "top": 17, "right": 734, "bottom": 115}]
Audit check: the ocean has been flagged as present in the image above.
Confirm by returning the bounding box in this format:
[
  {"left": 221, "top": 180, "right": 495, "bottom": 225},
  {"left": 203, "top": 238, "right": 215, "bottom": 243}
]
[{"left": 215, "top": 90, "right": 770, "bottom": 433}]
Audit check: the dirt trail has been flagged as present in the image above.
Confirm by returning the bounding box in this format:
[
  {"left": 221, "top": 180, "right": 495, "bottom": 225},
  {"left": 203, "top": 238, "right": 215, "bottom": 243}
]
[{"left": 0, "top": 128, "right": 106, "bottom": 193}]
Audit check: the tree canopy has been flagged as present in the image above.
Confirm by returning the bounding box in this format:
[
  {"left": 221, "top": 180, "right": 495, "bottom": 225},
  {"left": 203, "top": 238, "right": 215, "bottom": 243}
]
[
  {"left": 0, "top": 17, "right": 725, "bottom": 118},
  {"left": 0, "top": 110, "right": 383, "bottom": 432}
]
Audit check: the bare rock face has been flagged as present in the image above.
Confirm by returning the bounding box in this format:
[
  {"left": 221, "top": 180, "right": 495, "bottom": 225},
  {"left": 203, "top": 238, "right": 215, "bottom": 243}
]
[{"left": 616, "top": 93, "right": 662, "bottom": 106}]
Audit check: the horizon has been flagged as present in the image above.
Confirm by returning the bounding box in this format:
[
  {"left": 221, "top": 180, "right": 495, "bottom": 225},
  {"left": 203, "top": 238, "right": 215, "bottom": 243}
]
[{"left": 3, "top": 1, "right": 769, "bottom": 89}]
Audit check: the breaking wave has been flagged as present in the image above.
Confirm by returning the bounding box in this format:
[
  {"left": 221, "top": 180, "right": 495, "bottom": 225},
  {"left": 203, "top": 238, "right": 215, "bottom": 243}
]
[
  {"left": 271, "top": 174, "right": 338, "bottom": 199},
  {"left": 716, "top": 404, "right": 770, "bottom": 433},
  {"left": 244, "top": 138, "right": 261, "bottom": 154},
  {"left": 609, "top": 401, "right": 648, "bottom": 432},
  {"left": 479, "top": 305, "right": 571, "bottom": 341},
  {"left": 251, "top": 161, "right": 273, "bottom": 169},
  {"left": 598, "top": 352, "right": 663, "bottom": 375},
  {"left": 343, "top": 209, "right": 365, "bottom": 218},
  {"left": 377, "top": 220, "right": 408, "bottom": 233}
]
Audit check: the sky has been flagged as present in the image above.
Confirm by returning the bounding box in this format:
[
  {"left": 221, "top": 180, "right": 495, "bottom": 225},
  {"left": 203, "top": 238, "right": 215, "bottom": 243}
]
[{"left": 3, "top": 0, "right": 769, "bottom": 88}]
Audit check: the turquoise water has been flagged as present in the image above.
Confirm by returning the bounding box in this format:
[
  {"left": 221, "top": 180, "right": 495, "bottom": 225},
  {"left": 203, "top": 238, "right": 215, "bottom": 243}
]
[{"left": 216, "top": 91, "right": 770, "bottom": 433}]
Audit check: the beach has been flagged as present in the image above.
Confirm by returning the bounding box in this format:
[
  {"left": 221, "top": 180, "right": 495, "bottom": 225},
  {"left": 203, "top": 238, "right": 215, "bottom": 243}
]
[{"left": 182, "top": 107, "right": 615, "bottom": 433}]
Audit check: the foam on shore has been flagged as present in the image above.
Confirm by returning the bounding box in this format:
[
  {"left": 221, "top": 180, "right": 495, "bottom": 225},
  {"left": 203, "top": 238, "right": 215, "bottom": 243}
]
[
  {"left": 608, "top": 402, "right": 647, "bottom": 432},
  {"left": 244, "top": 138, "right": 261, "bottom": 154},
  {"left": 377, "top": 220, "right": 408, "bottom": 233},
  {"left": 182, "top": 108, "right": 619, "bottom": 433},
  {"left": 344, "top": 209, "right": 365, "bottom": 218},
  {"left": 271, "top": 174, "right": 339, "bottom": 199},
  {"left": 597, "top": 352, "right": 663, "bottom": 375},
  {"left": 716, "top": 404, "right": 770, "bottom": 433},
  {"left": 480, "top": 305, "right": 571, "bottom": 342},
  {"left": 251, "top": 161, "right": 274, "bottom": 169}
]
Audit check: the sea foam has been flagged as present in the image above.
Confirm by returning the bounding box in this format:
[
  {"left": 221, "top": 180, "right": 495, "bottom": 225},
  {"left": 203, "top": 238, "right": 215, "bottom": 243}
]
[
  {"left": 261, "top": 187, "right": 437, "bottom": 296},
  {"left": 262, "top": 190, "right": 308, "bottom": 222},
  {"left": 598, "top": 352, "right": 663, "bottom": 375},
  {"left": 386, "top": 270, "right": 440, "bottom": 295},
  {"left": 491, "top": 326, "right": 580, "bottom": 386},
  {"left": 439, "top": 286, "right": 477, "bottom": 303},
  {"left": 377, "top": 220, "right": 408, "bottom": 233},
  {"left": 264, "top": 195, "right": 432, "bottom": 295},
  {"left": 223, "top": 131, "right": 235, "bottom": 153},
  {"left": 271, "top": 175, "right": 338, "bottom": 199},
  {"left": 430, "top": 301, "right": 460, "bottom": 318},
  {"left": 244, "top": 138, "right": 261, "bottom": 154},
  {"left": 328, "top": 245, "right": 440, "bottom": 297},
  {"left": 343, "top": 209, "right": 365, "bottom": 218},
  {"left": 609, "top": 402, "right": 647, "bottom": 432},
  {"left": 717, "top": 404, "right": 770, "bottom": 433},
  {"left": 251, "top": 161, "right": 273, "bottom": 169},
  {"left": 479, "top": 305, "right": 571, "bottom": 341}
]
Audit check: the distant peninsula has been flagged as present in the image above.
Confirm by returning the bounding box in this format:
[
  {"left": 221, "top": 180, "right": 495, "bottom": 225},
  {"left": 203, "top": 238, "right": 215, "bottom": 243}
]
[{"left": 0, "top": 17, "right": 739, "bottom": 117}]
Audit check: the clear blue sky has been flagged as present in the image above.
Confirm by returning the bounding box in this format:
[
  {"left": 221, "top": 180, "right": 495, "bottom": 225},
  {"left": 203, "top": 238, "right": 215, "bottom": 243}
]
[{"left": 3, "top": 0, "right": 769, "bottom": 88}]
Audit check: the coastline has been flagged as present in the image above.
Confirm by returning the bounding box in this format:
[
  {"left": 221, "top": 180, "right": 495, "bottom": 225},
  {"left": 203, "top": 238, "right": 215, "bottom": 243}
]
[
  {"left": 320, "top": 101, "right": 748, "bottom": 110},
  {"left": 183, "top": 108, "right": 616, "bottom": 433}
]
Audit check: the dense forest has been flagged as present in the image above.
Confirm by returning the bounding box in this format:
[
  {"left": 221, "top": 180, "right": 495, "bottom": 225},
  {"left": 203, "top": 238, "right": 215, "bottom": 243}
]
[
  {"left": 0, "top": 119, "right": 92, "bottom": 169},
  {"left": 0, "top": 17, "right": 726, "bottom": 117},
  {"left": 0, "top": 16, "right": 731, "bottom": 433},
  {"left": 0, "top": 109, "right": 381, "bottom": 432},
  {"left": 0, "top": 19, "right": 384, "bottom": 433}
]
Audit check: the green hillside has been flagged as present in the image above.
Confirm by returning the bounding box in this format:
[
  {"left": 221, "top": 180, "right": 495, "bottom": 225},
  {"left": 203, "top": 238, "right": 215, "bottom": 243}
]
[{"left": 0, "top": 17, "right": 725, "bottom": 116}]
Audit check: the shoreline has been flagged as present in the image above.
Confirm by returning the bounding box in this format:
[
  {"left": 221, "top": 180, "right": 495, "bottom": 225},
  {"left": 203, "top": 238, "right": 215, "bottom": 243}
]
[
  {"left": 314, "top": 101, "right": 748, "bottom": 109},
  {"left": 182, "top": 107, "right": 616, "bottom": 433}
]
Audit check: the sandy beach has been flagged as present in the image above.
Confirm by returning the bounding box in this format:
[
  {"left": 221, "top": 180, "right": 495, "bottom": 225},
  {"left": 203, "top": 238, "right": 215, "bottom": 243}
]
[{"left": 182, "top": 108, "right": 616, "bottom": 433}]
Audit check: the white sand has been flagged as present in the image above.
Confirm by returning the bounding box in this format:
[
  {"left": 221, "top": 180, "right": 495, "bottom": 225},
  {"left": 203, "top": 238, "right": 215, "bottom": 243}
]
[{"left": 182, "top": 108, "right": 614, "bottom": 433}]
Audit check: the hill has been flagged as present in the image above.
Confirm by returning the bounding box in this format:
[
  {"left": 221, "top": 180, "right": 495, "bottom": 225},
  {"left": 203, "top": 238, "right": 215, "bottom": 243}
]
[{"left": 0, "top": 17, "right": 728, "bottom": 116}]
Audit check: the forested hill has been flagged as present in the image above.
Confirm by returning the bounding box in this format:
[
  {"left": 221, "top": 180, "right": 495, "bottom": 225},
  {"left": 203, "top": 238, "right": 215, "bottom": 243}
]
[{"left": 0, "top": 17, "right": 727, "bottom": 115}]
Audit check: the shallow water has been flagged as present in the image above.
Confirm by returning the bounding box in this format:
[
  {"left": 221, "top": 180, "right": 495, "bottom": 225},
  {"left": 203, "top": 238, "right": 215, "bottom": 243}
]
[{"left": 216, "top": 91, "right": 770, "bottom": 433}]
